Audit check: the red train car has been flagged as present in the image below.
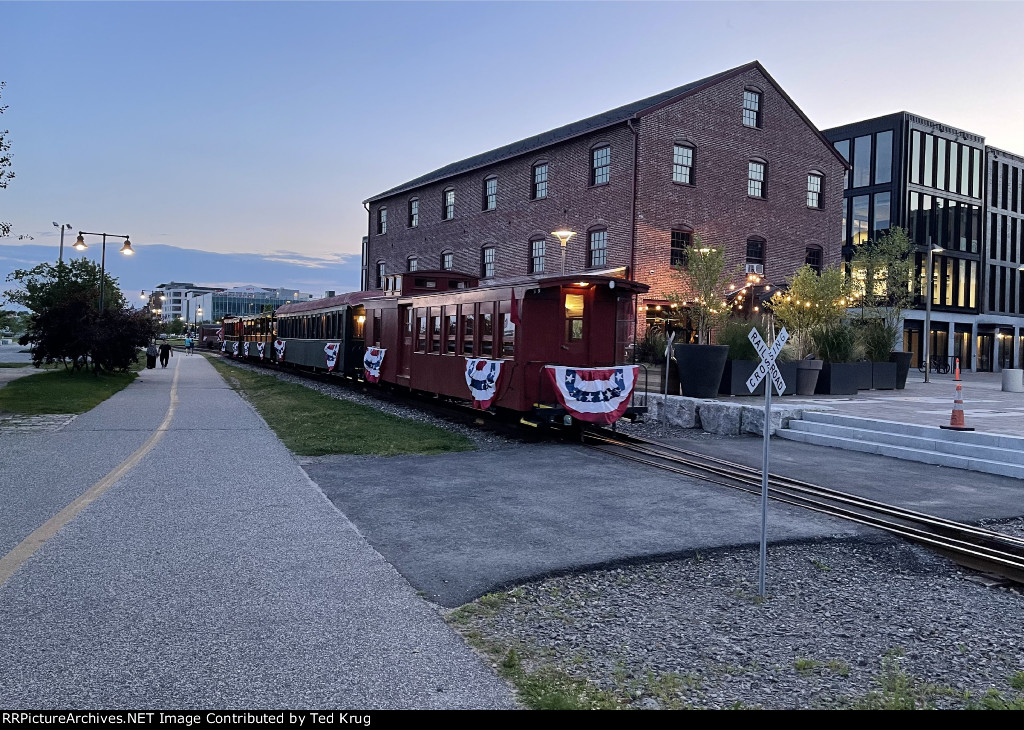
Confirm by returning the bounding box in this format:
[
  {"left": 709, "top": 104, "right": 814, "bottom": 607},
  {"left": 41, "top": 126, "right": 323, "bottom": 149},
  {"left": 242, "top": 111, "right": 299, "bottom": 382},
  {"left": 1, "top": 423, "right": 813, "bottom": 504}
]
[{"left": 363, "top": 269, "right": 649, "bottom": 424}]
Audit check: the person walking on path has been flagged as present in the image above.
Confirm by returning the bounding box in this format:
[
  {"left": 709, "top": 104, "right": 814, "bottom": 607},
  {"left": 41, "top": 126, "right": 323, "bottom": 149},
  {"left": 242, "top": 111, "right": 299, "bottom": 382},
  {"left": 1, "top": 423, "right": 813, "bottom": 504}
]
[
  {"left": 184, "top": 335, "right": 194, "bottom": 355},
  {"left": 158, "top": 341, "right": 173, "bottom": 368},
  {"left": 145, "top": 342, "right": 158, "bottom": 369}
]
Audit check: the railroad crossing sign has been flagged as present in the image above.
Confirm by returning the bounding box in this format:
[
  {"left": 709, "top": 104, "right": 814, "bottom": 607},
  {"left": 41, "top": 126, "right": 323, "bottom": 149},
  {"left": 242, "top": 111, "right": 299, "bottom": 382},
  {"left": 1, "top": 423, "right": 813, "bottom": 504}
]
[{"left": 746, "top": 327, "right": 789, "bottom": 395}]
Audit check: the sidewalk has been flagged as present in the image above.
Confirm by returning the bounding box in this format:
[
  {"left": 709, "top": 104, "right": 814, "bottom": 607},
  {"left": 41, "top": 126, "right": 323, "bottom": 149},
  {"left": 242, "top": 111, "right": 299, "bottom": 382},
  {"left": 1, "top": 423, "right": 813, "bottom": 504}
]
[{"left": 0, "top": 354, "right": 515, "bottom": 709}]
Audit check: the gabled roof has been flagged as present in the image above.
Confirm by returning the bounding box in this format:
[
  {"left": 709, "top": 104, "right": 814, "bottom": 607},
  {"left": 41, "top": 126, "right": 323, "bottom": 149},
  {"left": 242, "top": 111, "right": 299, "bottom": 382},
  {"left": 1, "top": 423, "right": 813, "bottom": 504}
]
[{"left": 368, "top": 60, "right": 851, "bottom": 203}]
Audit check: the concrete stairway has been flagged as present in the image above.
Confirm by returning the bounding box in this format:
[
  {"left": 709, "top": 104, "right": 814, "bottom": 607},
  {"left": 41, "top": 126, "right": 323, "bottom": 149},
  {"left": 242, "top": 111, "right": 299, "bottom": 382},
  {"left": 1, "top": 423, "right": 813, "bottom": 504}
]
[{"left": 777, "top": 412, "right": 1024, "bottom": 479}]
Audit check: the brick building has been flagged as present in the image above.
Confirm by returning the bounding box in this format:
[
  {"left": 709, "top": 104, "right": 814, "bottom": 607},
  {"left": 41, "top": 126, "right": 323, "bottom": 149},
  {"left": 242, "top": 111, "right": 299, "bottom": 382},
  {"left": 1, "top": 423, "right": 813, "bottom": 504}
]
[{"left": 362, "top": 61, "right": 846, "bottom": 339}]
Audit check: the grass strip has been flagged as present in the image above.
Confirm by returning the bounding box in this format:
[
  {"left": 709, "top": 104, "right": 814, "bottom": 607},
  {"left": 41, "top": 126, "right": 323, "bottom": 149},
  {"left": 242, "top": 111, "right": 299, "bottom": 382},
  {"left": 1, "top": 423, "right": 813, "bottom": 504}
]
[
  {"left": 0, "top": 363, "right": 33, "bottom": 368},
  {"left": 207, "top": 355, "right": 475, "bottom": 456},
  {"left": 0, "top": 361, "right": 142, "bottom": 414}
]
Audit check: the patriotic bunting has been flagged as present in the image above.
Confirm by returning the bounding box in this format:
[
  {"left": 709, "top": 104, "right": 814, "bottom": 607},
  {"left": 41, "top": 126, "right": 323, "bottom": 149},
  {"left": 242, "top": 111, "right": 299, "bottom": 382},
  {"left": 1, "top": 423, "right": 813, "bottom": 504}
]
[
  {"left": 544, "top": 365, "right": 639, "bottom": 425},
  {"left": 221, "top": 341, "right": 227, "bottom": 353},
  {"left": 256, "top": 342, "right": 266, "bottom": 361},
  {"left": 363, "top": 347, "right": 386, "bottom": 383},
  {"left": 243, "top": 341, "right": 250, "bottom": 358},
  {"left": 325, "top": 342, "right": 341, "bottom": 372},
  {"left": 465, "top": 358, "right": 504, "bottom": 409},
  {"left": 274, "top": 339, "right": 286, "bottom": 361},
  {"left": 232, "top": 341, "right": 239, "bottom": 357}
]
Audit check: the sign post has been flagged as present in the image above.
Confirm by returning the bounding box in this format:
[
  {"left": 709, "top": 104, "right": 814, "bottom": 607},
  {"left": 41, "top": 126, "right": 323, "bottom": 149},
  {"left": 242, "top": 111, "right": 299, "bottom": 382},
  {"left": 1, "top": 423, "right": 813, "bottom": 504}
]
[
  {"left": 662, "top": 331, "right": 676, "bottom": 429},
  {"left": 745, "top": 326, "right": 789, "bottom": 597}
]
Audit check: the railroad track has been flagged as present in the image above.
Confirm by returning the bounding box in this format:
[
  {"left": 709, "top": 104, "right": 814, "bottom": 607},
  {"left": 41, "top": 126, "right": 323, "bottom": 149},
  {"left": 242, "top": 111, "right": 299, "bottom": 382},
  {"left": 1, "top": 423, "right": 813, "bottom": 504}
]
[{"left": 582, "top": 428, "right": 1024, "bottom": 586}]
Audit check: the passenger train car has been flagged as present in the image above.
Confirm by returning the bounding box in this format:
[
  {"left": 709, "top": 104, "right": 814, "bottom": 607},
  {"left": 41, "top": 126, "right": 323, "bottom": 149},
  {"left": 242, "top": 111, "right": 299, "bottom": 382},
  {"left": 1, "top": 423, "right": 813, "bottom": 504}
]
[{"left": 220, "top": 269, "right": 650, "bottom": 425}]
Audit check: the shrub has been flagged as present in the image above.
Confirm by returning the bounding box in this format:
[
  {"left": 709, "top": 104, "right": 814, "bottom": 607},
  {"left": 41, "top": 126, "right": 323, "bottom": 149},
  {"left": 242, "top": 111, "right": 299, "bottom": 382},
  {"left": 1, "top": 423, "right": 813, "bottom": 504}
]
[
  {"left": 635, "top": 327, "right": 668, "bottom": 364},
  {"left": 717, "top": 318, "right": 767, "bottom": 361},
  {"left": 812, "top": 323, "right": 858, "bottom": 363}
]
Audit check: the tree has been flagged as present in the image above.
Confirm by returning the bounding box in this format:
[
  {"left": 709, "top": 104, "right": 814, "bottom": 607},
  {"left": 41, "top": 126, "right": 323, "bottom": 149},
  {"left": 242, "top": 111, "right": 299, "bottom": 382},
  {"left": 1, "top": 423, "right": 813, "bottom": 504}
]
[
  {"left": 851, "top": 226, "right": 915, "bottom": 359},
  {"left": 4, "top": 259, "right": 153, "bottom": 372},
  {"left": 666, "top": 242, "right": 739, "bottom": 344},
  {"left": 0, "top": 81, "right": 13, "bottom": 238},
  {"left": 769, "top": 265, "right": 851, "bottom": 358}
]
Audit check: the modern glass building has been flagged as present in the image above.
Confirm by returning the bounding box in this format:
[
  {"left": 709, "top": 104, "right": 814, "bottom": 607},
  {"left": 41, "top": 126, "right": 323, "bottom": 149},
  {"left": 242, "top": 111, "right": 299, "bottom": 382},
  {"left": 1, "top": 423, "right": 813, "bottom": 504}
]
[
  {"left": 823, "top": 113, "right": 1021, "bottom": 372},
  {"left": 184, "top": 286, "right": 314, "bottom": 325}
]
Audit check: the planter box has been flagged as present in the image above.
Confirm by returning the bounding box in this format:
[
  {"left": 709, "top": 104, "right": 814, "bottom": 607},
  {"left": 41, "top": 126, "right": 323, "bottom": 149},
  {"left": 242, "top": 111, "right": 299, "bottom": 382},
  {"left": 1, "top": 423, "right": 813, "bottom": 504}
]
[
  {"left": 720, "top": 360, "right": 763, "bottom": 396},
  {"left": 675, "top": 344, "right": 728, "bottom": 399},
  {"left": 795, "top": 359, "right": 823, "bottom": 395},
  {"left": 854, "top": 361, "right": 872, "bottom": 390},
  {"left": 778, "top": 361, "right": 797, "bottom": 396},
  {"left": 814, "top": 362, "right": 860, "bottom": 395},
  {"left": 872, "top": 361, "right": 898, "bottom": 390},
  {"left": 890, "top": 351, "right": 913, "bottom": 390}
]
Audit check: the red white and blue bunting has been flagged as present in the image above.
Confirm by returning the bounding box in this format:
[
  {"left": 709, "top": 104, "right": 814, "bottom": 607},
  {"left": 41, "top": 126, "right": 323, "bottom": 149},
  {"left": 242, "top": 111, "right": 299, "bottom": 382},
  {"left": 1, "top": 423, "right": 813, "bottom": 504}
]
[
  {"left": 232, "top": 341, "right": 239, "bottom": 357},
  {"left": 465, "top": 358, "right": 504, "bottom": 409},
  {"left": 544, "top": 365, "right": 639, "bottom": 425},
  {"left": 257, "top": 342, "right": 266, "bottom": 360},
  {"left": 274, "top": 339, "right": 286, "bottom": 361},
  {"left": 221, "top": 340, "right": 227, "bottom": 353},
  {"left": 325, "top": 342, "right": 341, "bottom": 372},
  {"left": 363, "top": 347, "right": 386, "bottom": 383},
  {"left": 243, "top": 341, "right": 250, "bottom": 358}
]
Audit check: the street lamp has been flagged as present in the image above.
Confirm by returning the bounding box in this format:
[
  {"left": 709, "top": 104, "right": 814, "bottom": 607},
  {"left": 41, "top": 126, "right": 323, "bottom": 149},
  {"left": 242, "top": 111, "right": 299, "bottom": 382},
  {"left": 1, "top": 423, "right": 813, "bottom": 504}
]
[
  {"left": 194, "top": 305, "right": 203, "bottom": 338},
  {"left": 551, "top": 229, "right": 576, "bottom": 275},
  {"left": 923, "top": 241, "right": 943, "bottom": 384},
  {"left": 52, "top": 222, "right": 72, "bottom": 263},
  {"left": 73, "top": 231, "right": 134, "bottom": 313}
]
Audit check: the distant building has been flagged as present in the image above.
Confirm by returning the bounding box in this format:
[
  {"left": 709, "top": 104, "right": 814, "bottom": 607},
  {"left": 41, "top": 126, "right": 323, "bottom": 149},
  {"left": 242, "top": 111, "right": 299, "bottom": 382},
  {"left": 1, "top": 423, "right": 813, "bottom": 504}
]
[
  {"left": 185, "top": 285, "right": 314, "bottom": 325},
  {"left": 148, "top": 282, "right": 221, "bottom": 324},
  {"left": 362, "top": 61, "right": 846, "bottom": 339}
]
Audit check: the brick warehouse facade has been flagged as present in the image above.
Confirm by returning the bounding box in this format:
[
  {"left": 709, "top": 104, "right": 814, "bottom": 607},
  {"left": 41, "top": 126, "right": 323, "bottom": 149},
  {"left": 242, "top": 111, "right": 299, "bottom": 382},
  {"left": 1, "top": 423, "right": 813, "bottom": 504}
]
[{"left": 362, "top": 61, "right": 846, "bottom": 339}]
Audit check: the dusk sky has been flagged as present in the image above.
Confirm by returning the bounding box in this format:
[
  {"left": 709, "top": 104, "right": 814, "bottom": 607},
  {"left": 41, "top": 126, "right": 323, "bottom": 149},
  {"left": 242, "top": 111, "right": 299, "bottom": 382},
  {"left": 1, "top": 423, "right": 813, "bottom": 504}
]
[{"left": 3, "top": 1, "right": 1024, "bottom": 303}]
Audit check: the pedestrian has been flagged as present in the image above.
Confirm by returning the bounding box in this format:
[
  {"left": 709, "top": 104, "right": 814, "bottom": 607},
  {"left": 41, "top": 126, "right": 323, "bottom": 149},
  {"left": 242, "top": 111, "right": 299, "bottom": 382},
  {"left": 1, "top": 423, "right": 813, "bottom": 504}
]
[
  {"left": 185, "top": 335, "right": 194, "bottom": 355},
  {"left": 145, "top": 341, "right": 158, "bottom": 369},
  {"left": 159, "top": 340, "right": 173, "bottom": 368}
]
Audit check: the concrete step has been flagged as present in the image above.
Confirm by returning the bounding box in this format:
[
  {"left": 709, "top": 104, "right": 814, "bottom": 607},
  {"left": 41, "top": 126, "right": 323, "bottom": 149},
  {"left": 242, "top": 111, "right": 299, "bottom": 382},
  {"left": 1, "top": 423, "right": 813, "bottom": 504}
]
[{"left": 779, "top": 414, "right": 1024, "bottom": 479}]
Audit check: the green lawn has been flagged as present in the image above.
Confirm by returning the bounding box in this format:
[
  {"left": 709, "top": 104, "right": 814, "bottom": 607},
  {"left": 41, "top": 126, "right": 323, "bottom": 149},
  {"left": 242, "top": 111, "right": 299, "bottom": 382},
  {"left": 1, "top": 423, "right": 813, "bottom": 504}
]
[
  {"left": 207, "top": 356, "right": 475, "bottom": 456},
  {"left": 0, "top": 359, "right": 144, "bottom": 414},
  {"left": 0, "top": 362, "right": 33, "bottom": 368}
]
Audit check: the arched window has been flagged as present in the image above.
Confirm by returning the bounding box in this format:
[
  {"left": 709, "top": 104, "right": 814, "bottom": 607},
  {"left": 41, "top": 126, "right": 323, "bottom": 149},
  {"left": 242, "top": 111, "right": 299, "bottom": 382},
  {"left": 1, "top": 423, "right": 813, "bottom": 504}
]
[
  {"left": 376, "top": 261, "right": 386, "bottom": 289},
  {"left": 481, "top": 246, "right": 496, "bottom": 278},
  {"left": 670, "top": 227, "right": 693, "bottom": 266},
  {"left": 672, "top": 143, "right": 695, "bottom": 185},
  {"left": 482, "top": 176, "right": 497, "bottom": 211},
  {"left": 442, "top": 188, "right": 455, "bottom": 220},
  {"left": 591, "top": 145, "right": 611, "bottom": 186},
  {"left": 746, "top": 237, "right": 766, "bottom": 267},
  {"left": 407, "top": 255, "right": 418, "bottom": 272},
  {"left": 748, "top": 159, "right": 767, "bottom": 198},
  {"left": 440, "top": 251, "right": 454, "bottom": 271},
  {"left": 408, "top": 198, "right": 419, "bottom": 227},
  {"left": 743, "top": 87, "right": 763, "bottom": 128},
  {"left": 531, "top": 161, "right": 548, "bottom": 200},
  {"left": 588, "top": 228, "right": 608, "bottom": 268},
  {"left": 529, "top": 237, "right": 546, "bottom": 274},
  {"left": 805, "top": 245, "right": 823, "bottom": 274},
  {"left": 807, "top": 171, "right": 824, "bottom": 209},
  {"left": 376, "top": 207, "right": 387, "bottom": 235}
]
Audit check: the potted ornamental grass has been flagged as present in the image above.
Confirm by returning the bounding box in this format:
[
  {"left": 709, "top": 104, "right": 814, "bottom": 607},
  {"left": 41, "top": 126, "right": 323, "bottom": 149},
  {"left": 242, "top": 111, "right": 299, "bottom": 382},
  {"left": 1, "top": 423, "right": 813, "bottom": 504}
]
[
  {"left": 768, "top": 265, "right": 850, "bottom": 396},
  {"left": 717, "top": 317, "right": 796, "bottom": 396},
  {"left": 812, "top": 322, "right": 860, "bottom": 395},
  {"left": 667, "top": 243, "right": 739, "bottom": 398}
]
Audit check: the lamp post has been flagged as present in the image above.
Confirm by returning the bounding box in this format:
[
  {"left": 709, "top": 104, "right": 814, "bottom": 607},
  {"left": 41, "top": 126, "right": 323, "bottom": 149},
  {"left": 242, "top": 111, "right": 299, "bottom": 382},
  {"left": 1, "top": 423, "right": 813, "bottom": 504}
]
[
  {"left": 73, "top": 231, "right": 134, "bottom": 313},
  {"left": 551, "top": 229, "right": 576, "bottom": 275},
  {"left": 194, "top": 305, "right": 203, "bottom": 338},
  {"left": 52, "top": 222, "right": 72, "bottom": 263},
  {"left": 922, "top": 241, "right": 942, "bottom": 384}
]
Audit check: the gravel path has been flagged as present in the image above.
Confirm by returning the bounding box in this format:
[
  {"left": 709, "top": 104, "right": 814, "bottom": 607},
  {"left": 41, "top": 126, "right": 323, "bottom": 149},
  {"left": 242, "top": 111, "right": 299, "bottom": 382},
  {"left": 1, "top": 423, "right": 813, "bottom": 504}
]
[{"left": 450, "top": 522, "right": 1024, "bottom": 709}]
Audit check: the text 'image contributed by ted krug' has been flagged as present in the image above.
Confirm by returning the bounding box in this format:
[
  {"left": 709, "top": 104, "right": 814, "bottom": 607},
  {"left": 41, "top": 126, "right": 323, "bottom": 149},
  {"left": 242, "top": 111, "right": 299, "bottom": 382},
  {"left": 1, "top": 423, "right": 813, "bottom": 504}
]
[{"left": 2, "top": 713, "right": 377, "bottom": 727}]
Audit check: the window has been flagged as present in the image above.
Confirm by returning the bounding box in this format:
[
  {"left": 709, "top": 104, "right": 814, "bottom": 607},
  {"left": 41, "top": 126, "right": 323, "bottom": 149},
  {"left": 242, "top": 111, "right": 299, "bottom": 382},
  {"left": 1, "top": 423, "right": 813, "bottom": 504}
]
[
  {"left": 443, "top": 188, "right": 455, "bottom": 220},
  {"left": 430, "top": 312, "right": 441, "bottom": 353},
  {"left": 591, "top": 145, "right": 610, "bottom": 185},
  {"left": 910, "top": 131, "right": 921, "bottom": 185},
  {"left": 376, "top": 207, "right": 387, "bottom": 235},
  {"left": 445, "top": 309, "right": 458, "bottom": 354},
  {"left": 376, "top": 261, "right": 385, "bottom": 289},
  {"left": 441, "top": 251, "right": 453, "bottom": 271},
  {"left": 807, "top": 173, "right": 824, "bottom": 209},
  {"left": 531, "top": 162, "right": 548, "bottom": 199},
  {"left": 408, "top": 199, "right": 419, "bottom": 228},
  {"left": 530, "top": 238, "right": 545, "bottom": 274},
  {"left": 462, "top": 307, "right": 475, "bottom": 355},
  {"left": 834, "top": 139, "right": 850, "bottom": 189},
  {"left": 746, "top": 237, "right": 765, "bottom": 266},
  {"left": 748, "top": 161, "right": 766, "bottom": 198},
  {"left": 672, "top": 144, "right": 694, "bottom": 184},
  {"left": 853, "top": 135, "right": 871, "bottom": 188},
  {"left": 805, "top": 245, "right": 823, "bottom": 274},
  {"left": 874, "top": 130, "right": 893, "bottom": 185},
  {"left": 480, "top": 305, "right": 493, "bottom": 356},
  {"left": 564, "top": 294, "right": 584, "bottom": 342},
  {"left": 416, "top": 313, "right": 427, "bottom": 351},
  {"left": 588, "top": 229, "right": 607, "bottom": 267},
  {"left": 670, "top": 229, "right": 691, "bottom": 266},
  {"left": 873, "top": 192, "right": 891, "bottom": 232},
  {"left": 481, "top": 246, "right": 496, "bottom": 278},
  {"left": 483, "top": 177, "right": 497, "bottom": 211},
  {"left": 407, "top": 256, "right": 418, "bottom": 272},
  {"left": 742, "top": 89, "right": 761, "bottom": 128}
]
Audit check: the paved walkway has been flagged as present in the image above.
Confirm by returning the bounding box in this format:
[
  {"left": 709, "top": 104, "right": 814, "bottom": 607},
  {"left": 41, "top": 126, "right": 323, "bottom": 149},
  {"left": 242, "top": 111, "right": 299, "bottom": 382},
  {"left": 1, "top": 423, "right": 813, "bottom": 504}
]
[{"left": 0, "top": 355, "right": 515, "bottom": 709}]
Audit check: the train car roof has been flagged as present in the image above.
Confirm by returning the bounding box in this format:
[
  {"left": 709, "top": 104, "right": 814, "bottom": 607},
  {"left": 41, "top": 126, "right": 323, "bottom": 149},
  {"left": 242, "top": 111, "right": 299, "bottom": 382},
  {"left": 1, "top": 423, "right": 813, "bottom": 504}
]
[
  {"left": 464, "top": 267, "right": 649, "bottom": 295},
  {"left": 275, "top": 289, "right": 379, "bottom": 316}
]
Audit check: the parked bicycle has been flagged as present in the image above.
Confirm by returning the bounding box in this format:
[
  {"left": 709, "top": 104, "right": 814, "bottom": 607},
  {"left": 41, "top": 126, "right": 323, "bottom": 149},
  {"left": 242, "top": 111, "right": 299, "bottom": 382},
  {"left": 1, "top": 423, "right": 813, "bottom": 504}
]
[{"left": 917, "top": 355, "right": 952, "bottom": 374}]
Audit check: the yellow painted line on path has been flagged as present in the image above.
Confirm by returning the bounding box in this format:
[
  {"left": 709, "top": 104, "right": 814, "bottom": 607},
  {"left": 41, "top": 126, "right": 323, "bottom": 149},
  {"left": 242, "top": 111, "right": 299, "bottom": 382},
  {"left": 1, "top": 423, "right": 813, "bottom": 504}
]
[{"left": 0, "top": 359, "right": 181, "bottom": 587}]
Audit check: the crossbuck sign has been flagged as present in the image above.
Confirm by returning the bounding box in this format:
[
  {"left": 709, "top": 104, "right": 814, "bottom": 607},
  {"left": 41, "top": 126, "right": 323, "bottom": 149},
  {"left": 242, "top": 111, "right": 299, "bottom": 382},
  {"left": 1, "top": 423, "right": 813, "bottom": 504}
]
[
  {"left": 746, "top": 327, "right": 789, "bottom": 395},
  {"left": 745, "top": 326, "right": 789, "bottom": 598}
]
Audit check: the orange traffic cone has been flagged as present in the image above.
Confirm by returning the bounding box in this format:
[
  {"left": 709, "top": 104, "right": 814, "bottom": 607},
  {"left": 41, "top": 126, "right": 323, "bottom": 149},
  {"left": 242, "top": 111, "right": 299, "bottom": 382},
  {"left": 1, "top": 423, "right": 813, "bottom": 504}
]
[
  {"left": 954, "top": 357, "right": 961, "bottom": 381},
  {"left": 940, "top": 382, "right": 975, "bottom": 431}
]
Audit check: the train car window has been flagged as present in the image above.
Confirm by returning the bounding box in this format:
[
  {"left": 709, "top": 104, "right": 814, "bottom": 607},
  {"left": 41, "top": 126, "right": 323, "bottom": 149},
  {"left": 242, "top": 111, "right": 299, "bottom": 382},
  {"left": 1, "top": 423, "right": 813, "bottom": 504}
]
[
  {"left": 353, "top": 312, "right": 365, "bottom": 339},
  {"left": 416, "top": 313, "right": 427, "bottom": 351},
  {"left": 445, "top": 309, "right": 457, "bottom": 354},
  {"left": 431, "top": 313, "right": 441, "bottom": 353},
  {"left": 480, "top": 305, "right": 493, "bottom": 356},
  {"left": 463, "top": 307, "right": 475, "bottom": 355},
  {"left": 373, "top": 312, "right": 382, "bottom": 346},
  {"left": 501, "top": 313, "right": 515, "bottom": 357},
  {"left": 565, "top": 293, "right": 585, "bottom": 342}
]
